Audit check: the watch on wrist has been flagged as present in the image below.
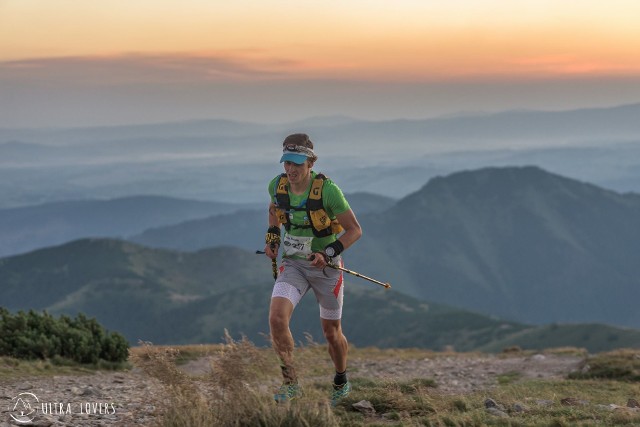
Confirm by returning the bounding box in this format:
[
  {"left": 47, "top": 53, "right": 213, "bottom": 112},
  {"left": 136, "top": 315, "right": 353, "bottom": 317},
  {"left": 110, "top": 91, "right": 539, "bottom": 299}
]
[{"left": 324, "top": 240, "right": 344, "bottom": 258}]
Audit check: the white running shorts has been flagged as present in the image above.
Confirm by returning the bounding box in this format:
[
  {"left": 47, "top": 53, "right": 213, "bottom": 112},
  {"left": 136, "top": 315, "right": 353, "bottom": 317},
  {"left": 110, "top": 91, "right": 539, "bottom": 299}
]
[{"left": 271, "top": 257, "right": 344, "bottom": 320}]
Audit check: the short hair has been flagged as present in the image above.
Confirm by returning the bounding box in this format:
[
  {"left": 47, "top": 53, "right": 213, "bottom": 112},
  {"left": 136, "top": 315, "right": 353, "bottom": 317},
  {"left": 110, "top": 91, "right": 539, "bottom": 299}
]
[{"left": 282, "top": 133, "right": 317, "bottom": 162}]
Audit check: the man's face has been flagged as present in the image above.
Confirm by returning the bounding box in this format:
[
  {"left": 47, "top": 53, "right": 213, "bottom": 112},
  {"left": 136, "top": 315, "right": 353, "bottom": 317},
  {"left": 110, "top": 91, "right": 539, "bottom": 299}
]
[{"left": 283, "top": 160, "right": 312, "bottom": 186}]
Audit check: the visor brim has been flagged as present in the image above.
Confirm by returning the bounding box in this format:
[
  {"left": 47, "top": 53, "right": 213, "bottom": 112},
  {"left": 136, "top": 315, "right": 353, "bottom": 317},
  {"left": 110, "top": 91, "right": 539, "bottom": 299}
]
[{"left": 280, "top": 153, "right": 308, "bottom": 164}]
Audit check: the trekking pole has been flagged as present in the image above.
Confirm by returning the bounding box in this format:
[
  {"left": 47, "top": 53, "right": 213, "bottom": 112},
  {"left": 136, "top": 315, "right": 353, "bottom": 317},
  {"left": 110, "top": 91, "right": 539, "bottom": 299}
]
[
  {"left": 255, "top": 252, "right": 391, "bottom": 289},
  {"left": 269, "top": 245, "right": 278, "bottom": 280},
  {"left": 326, "top": 261, "right": 391, "bottom": 289},
  {"left": 255, "top": 249, "right": 278, "bottom": 280}
]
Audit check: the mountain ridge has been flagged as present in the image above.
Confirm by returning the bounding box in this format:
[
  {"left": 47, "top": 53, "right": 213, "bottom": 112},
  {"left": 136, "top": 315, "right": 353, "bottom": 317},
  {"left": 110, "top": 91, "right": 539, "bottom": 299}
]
[
  {"left": 0, "top": 195, "right": 262, "bottom": 257},
  {"left": 2, "top": 237, "right": 639, "bottom": 352},
  {"left": 350, "top": 166, "right": 640, "bottom": 328},
  {"left": 3, "top": 102, "right": 639, "bottom": 136}
]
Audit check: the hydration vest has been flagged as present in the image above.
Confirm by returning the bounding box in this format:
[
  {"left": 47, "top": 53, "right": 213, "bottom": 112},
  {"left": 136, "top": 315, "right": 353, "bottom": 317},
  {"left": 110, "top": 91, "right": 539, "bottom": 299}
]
[{"left": 273, "top": 173, "right": 344, "bottom": 238}]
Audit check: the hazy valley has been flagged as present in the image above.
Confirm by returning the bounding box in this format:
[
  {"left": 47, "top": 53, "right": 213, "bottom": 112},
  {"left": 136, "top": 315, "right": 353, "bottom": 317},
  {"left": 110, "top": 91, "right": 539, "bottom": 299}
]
[{"left": 2, "top": 103, "right": 640, "bottom": 208}]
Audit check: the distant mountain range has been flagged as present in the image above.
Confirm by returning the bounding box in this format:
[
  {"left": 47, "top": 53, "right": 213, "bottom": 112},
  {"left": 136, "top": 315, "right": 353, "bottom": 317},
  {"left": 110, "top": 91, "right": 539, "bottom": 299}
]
[
  {"left": 2, "top": 238, "right": 639, "bottom": 353},
  {"left": 3, "top": 103, "right": 639, "bottom": 148},
  {"left": 0, "top": 196, "right": 262, "bottom": 257},
  {"left": 2, "top": 103, "right": 640, "bottom": 207}
]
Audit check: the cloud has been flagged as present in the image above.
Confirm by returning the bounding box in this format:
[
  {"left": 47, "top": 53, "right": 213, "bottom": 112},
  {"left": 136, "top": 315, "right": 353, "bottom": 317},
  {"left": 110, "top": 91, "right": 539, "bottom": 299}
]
[{"left": 0, "top": 52, "right": 305, "bottom": 86}]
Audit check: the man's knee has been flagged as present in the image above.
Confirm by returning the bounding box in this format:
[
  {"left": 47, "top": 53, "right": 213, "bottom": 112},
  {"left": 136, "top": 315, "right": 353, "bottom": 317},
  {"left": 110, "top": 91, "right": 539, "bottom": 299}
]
[
  {"left": 270, "top": 298, "right": 293, "bottom": 333},
  {"left": 269, "top": 310, "right": 288, "bottom": 332},
  {"left": 322, "top": 321, "right": 343, "bottom": 343}
]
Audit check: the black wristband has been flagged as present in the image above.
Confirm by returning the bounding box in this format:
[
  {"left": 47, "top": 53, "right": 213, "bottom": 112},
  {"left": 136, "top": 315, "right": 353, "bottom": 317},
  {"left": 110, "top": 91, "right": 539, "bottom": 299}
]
[{"left": 324, "top": 240, "right": 344, "bottom": 258}]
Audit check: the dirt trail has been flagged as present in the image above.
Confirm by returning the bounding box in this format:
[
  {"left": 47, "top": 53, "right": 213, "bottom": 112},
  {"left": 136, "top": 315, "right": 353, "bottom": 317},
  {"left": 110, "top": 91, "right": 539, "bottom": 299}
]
[
  {"left": 348, "top": 353, "right": 583, "bottom": 394},
  {"left": 177, "top": 351, "right": 583, "bottom": 394}
]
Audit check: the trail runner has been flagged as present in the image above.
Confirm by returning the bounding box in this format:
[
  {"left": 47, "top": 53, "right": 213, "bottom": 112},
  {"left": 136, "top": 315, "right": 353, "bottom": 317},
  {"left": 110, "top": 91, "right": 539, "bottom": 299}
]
[{"left": 263, "top": 133, "right": 362, "bottom": 405}]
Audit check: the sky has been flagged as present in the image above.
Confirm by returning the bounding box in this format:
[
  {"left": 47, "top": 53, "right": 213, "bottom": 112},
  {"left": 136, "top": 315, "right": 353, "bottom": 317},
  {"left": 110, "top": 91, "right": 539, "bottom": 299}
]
[{"left": 2, "top": 0, "right": 640, "bottom": 127}]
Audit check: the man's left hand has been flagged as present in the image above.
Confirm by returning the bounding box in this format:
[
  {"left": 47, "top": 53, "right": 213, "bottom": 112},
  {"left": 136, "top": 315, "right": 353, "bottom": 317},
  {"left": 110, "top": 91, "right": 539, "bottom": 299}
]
[{"left": 308, "top": 252, "right": 329, "bottom": 269}]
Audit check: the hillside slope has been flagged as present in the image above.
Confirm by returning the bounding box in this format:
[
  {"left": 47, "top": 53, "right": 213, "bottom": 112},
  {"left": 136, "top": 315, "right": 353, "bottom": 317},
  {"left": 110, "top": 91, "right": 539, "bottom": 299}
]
[
  {"left": 0, "top": 196, "right": 259, "bottom": 257},
  {"left": 350, "top": 166, "right": 640, "bottom": 327},
  {"left": 2, "top": 238, "right": 639, "bottom": 352}
]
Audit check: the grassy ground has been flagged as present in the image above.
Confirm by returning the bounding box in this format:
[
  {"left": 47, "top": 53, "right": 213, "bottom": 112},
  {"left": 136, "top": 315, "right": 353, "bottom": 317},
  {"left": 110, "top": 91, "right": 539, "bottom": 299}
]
[
  {"left": 129, "top": 337, "right": 640, "bottom": 426},
  {"left": 3, "top": 341, "right": 638, "bottom": 425},
  {"left": 0, "top": 355, "right": 128, "bottom": 379}
]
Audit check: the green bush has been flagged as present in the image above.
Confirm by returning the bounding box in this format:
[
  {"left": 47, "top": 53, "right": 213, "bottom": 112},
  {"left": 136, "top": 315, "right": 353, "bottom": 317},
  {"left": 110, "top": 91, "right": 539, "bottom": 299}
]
[{"left": 0, "top": 308, "right": 129, "bottom": 363}]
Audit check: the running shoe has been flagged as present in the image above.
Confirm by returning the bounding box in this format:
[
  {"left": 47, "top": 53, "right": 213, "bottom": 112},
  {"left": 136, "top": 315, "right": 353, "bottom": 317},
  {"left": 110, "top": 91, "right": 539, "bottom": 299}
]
[
  {"left": 274, "top": 382, "right": 303, "bottom": 403},
  {"left": 330, "top": 381, "right": 351, "bottom": 406}
]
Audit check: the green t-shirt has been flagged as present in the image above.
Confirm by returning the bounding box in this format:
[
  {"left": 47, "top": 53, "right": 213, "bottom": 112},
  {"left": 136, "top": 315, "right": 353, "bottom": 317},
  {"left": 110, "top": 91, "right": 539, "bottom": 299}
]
[{"left": 268, "top": 171, "right": 350, "bottom": 258}]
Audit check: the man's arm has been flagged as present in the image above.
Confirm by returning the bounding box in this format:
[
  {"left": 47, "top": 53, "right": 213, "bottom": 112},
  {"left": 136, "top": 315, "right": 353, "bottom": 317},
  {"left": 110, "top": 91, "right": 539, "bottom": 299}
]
[
  {"left": 334, "top": 208, "right": 362, "bottom": 251},
  {"left": 268, "top": 202, "right": 280, "bottom": 227},
  {"left": 309, "top": 208, "right": 362, "bottom": 268}
]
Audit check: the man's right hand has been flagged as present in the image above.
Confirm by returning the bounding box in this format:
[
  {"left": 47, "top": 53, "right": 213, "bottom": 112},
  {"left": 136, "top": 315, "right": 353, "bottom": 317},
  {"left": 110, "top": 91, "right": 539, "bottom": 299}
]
[{"left": 264, "top": 243, "right": 279, "bottom": 259}]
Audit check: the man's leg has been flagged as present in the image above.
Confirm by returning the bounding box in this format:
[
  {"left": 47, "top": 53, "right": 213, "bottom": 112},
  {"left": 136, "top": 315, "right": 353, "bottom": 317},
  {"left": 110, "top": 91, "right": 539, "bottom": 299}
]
[
  {"left": 322, "top": 317, "right": 351, "bottom": 404},
  {"left": 321, "top": 318, "right": 348, "bottom": 374},
  {"left": 269, "top": 296, "right": 297, "bottom": 384}
]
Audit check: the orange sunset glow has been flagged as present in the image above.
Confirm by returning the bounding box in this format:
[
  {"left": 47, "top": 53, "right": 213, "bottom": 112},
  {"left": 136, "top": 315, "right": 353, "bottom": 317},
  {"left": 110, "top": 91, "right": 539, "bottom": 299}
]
[
  {"left": 3, "top": 0, "right": 640, "bottom": 80},
  {"left": 2, "top": 0, "right": 640, "bottom": 126}
]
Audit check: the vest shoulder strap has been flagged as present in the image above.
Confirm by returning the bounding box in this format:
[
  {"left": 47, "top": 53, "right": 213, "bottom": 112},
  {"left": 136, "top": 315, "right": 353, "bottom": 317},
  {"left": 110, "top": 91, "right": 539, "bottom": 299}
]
[
  {"left": 273, "top": 174, "right": 290, "bottom": 227},
  {"left": 306, "top": 173, "right": 326, "bottom": 210}
]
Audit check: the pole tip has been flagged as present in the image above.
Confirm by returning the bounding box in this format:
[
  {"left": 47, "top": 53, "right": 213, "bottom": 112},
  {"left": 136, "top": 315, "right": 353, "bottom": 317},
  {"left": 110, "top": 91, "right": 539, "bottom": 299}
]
[{"left": 384, "top": 283, "right": 391, "bottom": 289}]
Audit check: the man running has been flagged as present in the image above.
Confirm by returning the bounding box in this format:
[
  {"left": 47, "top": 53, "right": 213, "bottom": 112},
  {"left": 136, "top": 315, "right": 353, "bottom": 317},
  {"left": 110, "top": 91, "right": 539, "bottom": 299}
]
[{"left": 263, "top": 133, "right": 362, "bottom": 405}]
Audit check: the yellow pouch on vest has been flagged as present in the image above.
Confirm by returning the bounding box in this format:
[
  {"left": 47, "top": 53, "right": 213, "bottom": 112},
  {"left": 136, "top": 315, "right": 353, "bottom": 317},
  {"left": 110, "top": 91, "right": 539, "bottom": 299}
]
[
  {"left": 309, "top": 208, "right": 330, "bottom": 230},
  {"left": 275, "top": 208, "right": 288, "bottom": 225}
]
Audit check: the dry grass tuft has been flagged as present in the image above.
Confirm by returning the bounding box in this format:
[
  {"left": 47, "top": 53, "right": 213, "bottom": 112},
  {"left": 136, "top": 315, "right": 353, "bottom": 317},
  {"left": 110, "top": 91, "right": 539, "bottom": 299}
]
[
  {"left": 130, "top": 333, "right": 339, "bottom": 427},
  {"left": 129, "top": 341, "right": 215, "bottom": 426},
  {"left": 209, "top": 330, "right": 273, "bottom": 393}
]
